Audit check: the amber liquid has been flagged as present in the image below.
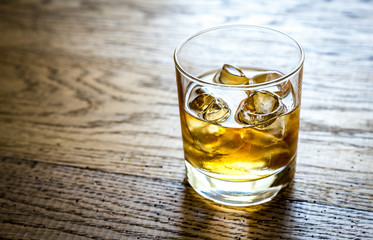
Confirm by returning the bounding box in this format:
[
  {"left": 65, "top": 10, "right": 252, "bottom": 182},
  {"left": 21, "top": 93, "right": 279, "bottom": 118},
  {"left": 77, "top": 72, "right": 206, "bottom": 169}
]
[
  {"left": 180, "top": 107, "right": 299, "bottom": 180},
  {"left": 179, "top": 69, "right": 300, "bottom": 181}
]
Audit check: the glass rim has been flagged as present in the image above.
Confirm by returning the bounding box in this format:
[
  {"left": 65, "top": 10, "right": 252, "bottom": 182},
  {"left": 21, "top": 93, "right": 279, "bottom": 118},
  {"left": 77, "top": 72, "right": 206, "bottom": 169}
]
[{"left": 174, "top": 24, "right": 305, "bottom": 89}]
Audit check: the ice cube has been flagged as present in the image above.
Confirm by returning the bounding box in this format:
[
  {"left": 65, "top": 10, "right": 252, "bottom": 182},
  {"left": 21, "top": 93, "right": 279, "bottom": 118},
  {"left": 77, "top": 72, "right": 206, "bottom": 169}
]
[
  {"left": 240, "top": 128, "right": 290, "bottom": 170},
  {"left": 185, "top": 111, "right": 242, "bottom": 154},
  {"left": 250, "top": 71, "right": 283, "bottom": 84},
  {"left": 275, "top": 80, "right": 292, "bottom": 98},
  {"left": 188, "top": 92, "right": 230, "bottom": 123},
  {"left": 236, "top": 90, "right": 284, "bottom": 127},
  {"left": 188, "top": 93, "right": 215, "bottom": 116},
  {"left": 213, "top": 64, "right": 250, "bottom": 85},
  {"left": 203, "top": 98, "right": 230, "bottom": 122},
  {"left": 242, "top": 127, "right": 285, "bottom": 147},
  {"left": 259, "top": 116, "right": 287, "bottom": 139}
]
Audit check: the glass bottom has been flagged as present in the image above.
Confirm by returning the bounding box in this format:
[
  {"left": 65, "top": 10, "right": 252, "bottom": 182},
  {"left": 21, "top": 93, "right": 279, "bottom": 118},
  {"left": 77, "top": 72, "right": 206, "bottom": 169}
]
[{"left": 185, "top": 157, "right": 296, "bottom": 206}]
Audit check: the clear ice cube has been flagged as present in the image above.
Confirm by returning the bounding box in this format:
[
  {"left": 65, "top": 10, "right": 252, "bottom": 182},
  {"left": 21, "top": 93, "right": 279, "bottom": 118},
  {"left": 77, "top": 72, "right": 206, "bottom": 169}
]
[
  {"left": 188, "top": 90, "right": 230, "bottom": 123},
  {"left": 236, "top": 90, "right": 284, "bottom": 127},
  {"left": 250, "top": 71, "right": 283, "bottom": 84},
  {"left": 213, "top": 64, "right": 250, "bottom": 85},
  {"left": 275, "top": 80, "right": 292, "bottom": 98},
  {"left": 185, "top": 117, "right": 243, "bottom": 154},
  {"left": 203, "top": 98, "right": 230, "bottom": 122},
  {"left": 259, "top": 116, "right": 287, "bottom": 139},
  {"left": 188, "top": 93, "right": 214, "bottom": 116}
]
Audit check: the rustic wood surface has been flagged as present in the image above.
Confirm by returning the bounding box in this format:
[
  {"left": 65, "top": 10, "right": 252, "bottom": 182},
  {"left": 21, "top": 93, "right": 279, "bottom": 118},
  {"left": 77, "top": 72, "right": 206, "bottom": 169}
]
[{"left": 0, "top": 0, "right": 372, "bottom": 239}]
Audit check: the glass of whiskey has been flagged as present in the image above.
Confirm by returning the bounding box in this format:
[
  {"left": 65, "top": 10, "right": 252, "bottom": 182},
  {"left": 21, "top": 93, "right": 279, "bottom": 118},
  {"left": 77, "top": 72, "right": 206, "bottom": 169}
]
[{"left": 174, "top": 25, "right": 304, "bottom": 206}]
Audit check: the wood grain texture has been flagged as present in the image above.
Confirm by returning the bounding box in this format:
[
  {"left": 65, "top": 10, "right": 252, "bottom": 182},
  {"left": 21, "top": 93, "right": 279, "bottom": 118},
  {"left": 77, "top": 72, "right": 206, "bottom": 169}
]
[
  {"left": 0, "top": 0, "right": 372, "bottom": 239},
  {"left": 0, "top": 158, "right": 372, "bottom": 240}
]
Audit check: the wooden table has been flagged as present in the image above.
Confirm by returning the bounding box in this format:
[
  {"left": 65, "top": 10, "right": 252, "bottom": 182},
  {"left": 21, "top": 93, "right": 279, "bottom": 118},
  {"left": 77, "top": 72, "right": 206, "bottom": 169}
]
[{"left": 0, "top": 0, "right": 372, "bottom": 239}]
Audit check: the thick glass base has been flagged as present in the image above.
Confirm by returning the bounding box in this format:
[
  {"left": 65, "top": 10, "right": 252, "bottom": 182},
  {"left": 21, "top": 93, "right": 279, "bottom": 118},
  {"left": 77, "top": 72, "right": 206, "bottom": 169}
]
[{"left": 185, "top": 158, "right": 296, "bottom": 206}]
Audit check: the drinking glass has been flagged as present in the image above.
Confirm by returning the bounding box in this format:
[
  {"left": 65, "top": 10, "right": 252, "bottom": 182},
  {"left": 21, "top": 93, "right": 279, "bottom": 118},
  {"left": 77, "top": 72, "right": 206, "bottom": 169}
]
[{"left": 174, "top": 25, "right": 304, "bottom": 206}]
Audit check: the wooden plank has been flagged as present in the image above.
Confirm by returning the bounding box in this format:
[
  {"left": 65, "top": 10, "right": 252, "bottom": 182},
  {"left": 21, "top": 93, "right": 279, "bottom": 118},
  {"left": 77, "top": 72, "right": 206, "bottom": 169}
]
[{"left": 0, "top": 158, "right": 371, "bottom": 240}]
